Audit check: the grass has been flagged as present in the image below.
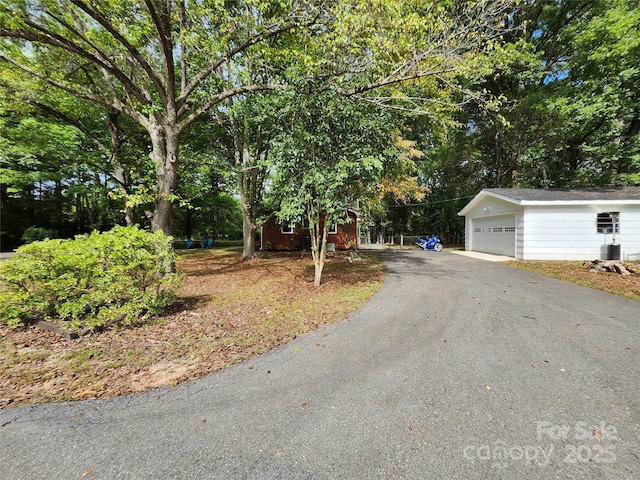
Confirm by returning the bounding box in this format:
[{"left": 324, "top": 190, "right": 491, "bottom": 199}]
[{"left": 0, "top": 248, "right": 383, "bottom": 408}]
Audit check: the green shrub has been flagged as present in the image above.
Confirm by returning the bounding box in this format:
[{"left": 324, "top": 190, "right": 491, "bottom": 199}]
[
  {"left": 21, "top": 226, "right": 59, "bottom": 244},
  {"left": 0, "top": 226, "right": 181, "bottom": 331}
]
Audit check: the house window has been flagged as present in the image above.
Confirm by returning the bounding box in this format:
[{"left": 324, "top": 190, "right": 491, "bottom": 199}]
[
  {"left": 328, "top": 222, "right": 338, "bottom": 234},
  {"left": 280, "top": 222, "right": 293, "bottom": 234},
  {"left": 301, "top": 218, "right": 310, "bottom": 229},
  {"left": 597, "top": 212, "right": 619, "bottom": 234}
]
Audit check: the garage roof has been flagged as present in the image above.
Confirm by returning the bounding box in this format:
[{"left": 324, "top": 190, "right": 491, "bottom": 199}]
[{"left": 458, "top": 187, "right": 640, "bottom": 215}]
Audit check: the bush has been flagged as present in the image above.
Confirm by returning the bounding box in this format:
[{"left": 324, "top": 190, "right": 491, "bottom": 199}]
[
  {"left": 21, "top": 226, "right": 59, "bottom": 244},
  {"left": 0, "top": 226, "right": 181, "bottom": 331}
]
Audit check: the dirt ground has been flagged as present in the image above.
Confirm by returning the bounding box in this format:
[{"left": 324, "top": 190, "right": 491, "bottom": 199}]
[{"left": 0, "top": 249, "right": 383, "bottom": 409}]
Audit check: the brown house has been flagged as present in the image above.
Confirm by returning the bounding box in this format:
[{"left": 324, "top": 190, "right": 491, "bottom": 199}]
[{"left": 260, "top": 210, "right": 359, "bottom": 251}]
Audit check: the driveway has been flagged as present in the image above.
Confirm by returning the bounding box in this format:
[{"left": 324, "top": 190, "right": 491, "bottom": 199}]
[
  {"left": 1, "top": 250, "right": 638, "bottom": 479},
  {"left": 0, "top": 252, "right": 15, "bottom": 261}
]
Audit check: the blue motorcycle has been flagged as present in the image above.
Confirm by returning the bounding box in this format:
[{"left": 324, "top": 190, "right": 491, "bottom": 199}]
[{"left": 416, "top": 235, "right": 443, "bottom": 252}]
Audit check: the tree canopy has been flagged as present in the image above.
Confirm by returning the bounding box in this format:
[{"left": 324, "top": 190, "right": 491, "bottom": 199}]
[
  {"left": 388, "top": 0, "right": 640, "bottom": 244},
  {"left": 2, "top": 0, "right": 636, "bottom": 260}
]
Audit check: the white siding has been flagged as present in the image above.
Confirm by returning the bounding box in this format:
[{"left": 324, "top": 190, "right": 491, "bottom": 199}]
[
  {"left": 620, "top": 210, "right": 640, "bottom": 261},
  {"left": 464, "top": 216, "right": 472, "bottom": 252},
  {"left": 521, "top": 205, "right": 640, "bottom": 260},
  {"left": 462, "top": 196, "right": 518, "bottom": 217},
  {"left": 515, "top": 211, "right": 525, "bottom": 259}
]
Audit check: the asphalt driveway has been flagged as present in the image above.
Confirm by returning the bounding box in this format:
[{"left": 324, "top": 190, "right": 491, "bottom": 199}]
[{"left": 1, "top": 250, "right": 638, "bottom": 479}]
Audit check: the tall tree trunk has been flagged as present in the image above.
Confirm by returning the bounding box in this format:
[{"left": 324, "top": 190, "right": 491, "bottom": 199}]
[
  {"left": 309, "top": 209, "right": 329, "bottom": 286},
  {"left": 238, "top": 170, "right": 259, "bottom": 260},
  {"left": 240, "top": 193, "right": 257, "bottom": 260},
  {"left": 149, "top": 124, "right": 179, "bottom": 236},
  {"left": 232, "top": 112, "right": 263, "bottom": 261}
]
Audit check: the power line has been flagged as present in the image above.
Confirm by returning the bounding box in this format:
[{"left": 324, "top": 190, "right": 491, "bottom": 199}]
[{"left": 390, "top": 194, "right": 475, "bottom": 208}]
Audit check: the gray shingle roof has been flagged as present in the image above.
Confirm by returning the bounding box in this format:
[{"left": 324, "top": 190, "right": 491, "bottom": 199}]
[{"left": 486, "top": 187, "right": 640, "bottom": 201}]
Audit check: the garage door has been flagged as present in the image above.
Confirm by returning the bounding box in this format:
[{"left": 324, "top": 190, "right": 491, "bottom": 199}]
[{"left": 471, "top": 214, "right": 516, "bottom": 257}]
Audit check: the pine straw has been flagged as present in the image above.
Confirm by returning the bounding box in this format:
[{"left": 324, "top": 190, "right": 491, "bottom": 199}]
[{"left": 0, "top": 249, "right": 383, "bottom": 409}]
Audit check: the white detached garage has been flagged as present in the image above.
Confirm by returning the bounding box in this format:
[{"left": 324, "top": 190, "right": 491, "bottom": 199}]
[{"left": 458, "top": 188, "right": 640, "bottom": 261}]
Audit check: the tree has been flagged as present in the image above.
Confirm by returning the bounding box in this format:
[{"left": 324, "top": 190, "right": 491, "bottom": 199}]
[
  {"left": 0, "top": 113, "right": 82, "bottom": 247},
  {"left": 226, "top": 91, "right": 284, "bottom": 259},
  {"left": 542, "top": 0, "right": 640, "bottom": 186},
  {"left": 273, "top": 92, "right": 415, "bottom": 285},
  {"left": 356, "top": 135, "right": 428, "bottom": 243},
  {"left": 241, "top": 0, "right": 516, "bottom": 259},
  {"left": 172, "top": 123, "right": 243, "bottom": 241},
  {"left": 0, "top": 0, "right": 317, "bottom": 236},
  {"left": 428, "top": 0, "right": 640, "bottom": 192},
  {"left": 0, "top": 67, "right": 157, "bottom": 242},
  {"left": 399, "top": 0, "right": 640, "bottom": 245},
  {"left": 1, "top": 0, "right": 517, "bottom": 258}
]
